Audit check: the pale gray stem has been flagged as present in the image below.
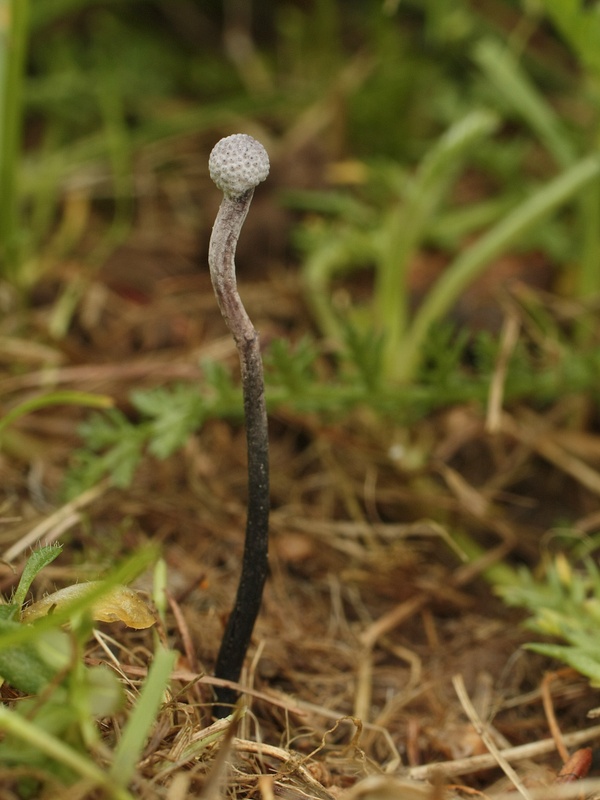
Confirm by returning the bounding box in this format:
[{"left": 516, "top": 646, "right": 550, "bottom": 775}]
[{"left": 208, "top": 190, "right": 255, "bottom": 350}]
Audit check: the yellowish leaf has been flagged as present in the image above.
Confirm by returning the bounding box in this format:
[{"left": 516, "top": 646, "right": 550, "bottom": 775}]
[{"left": 21, "top": 582, "right": 156, "bottom": 629}]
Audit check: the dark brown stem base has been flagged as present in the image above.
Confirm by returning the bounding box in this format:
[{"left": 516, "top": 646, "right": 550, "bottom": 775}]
[{"left": 213, "top": 330, "right": 269, "bottom": 714}]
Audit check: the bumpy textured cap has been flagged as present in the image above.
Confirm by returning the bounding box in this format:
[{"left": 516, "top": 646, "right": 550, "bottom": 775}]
[{"left": 209, "top": 134, "right": 270, "bottom": 198}]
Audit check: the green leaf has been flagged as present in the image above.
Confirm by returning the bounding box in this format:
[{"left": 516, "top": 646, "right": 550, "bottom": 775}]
[
  {"left": 34, "top": 628, "right": 72, "bottom": 674},
  {"left": 265, "top": 337, "right": 318, "bottom": 393},
  {"left": 77, "top": 408, "right": 134, "bottom": 449},
  {"left": 0, "top": 702, "right": 134, "bottom": 800},
  {"left": 0, "top": 690, "right": 75, "bottom": 774},
  {"left": 202, "top": 361, "right": 240, "bottom": 406},
  {"left": 341, "top": 323, "right": 384, "bottom": 392},
  {"left": 134, "top": 385, "right": 205, "bottom": 459},
  {"left": 66, "top": 410, "right": 147, "bottom": 495},
  {"left": 473, "top": 38, "right": 575, "bottom": 168},
  {"left": 110, "top": 646, "right": 176, "bottom": 787},
  {"left": 85, "top": 665, "right": 124, "bottom": 717},
  {"left": 540, "top": 0, "right": 600, "bottom": 75},
  {"left": 0, "top": 619, "right": 68, "bottom": 694},
  {"left": 13, "top": 544, "right": 63, "bottom": 610},
  {"left": 399, "top": 152, "right": 600, "bottom": 381},
  {"left": 0, "top": 550, "right": 159, "bottom": 657},
  {"left": 0, "top": 604, "right": 19, "bottom": 621},
  {"left": 526, "top": 643, "right": 600, "bottom": 686},
  {"left": 0, "top": 392, "right": 112, "bottom": 441}
]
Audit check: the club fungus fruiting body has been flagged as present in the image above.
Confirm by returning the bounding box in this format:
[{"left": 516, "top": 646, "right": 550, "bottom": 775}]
[{"left": 208, "top": 134, "right": 270, "bottom": 714}]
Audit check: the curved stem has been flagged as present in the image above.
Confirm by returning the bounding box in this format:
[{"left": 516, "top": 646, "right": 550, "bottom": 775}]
[{"left": 209, "top": 190, "right": 270, "bottom": 715}]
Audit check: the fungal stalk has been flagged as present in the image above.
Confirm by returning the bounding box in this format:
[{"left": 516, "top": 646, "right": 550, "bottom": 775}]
[{"left": 208, "top": 134, "right": 270, "bottom": 714}]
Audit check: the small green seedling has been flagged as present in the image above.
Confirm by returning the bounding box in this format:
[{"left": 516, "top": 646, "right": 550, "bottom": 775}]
[
  {"left": 0, "top": 544, "right": 158, "bottom": 795},
  {"left": 207, "top": 133, "right": 270, "bottom": 714}
]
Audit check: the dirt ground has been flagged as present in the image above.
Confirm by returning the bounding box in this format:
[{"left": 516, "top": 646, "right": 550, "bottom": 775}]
[{"left": 0, "top": 133, "right": 599, "bottom": 799}]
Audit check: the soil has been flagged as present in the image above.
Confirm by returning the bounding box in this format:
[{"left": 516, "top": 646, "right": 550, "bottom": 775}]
[{"left": 0, "top": 133, "right": 599, "bottom": 799}]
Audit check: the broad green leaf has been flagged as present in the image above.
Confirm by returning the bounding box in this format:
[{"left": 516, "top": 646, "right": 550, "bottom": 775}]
[{"left": 0, "top": 619, "right": 69, "bottom": 694}]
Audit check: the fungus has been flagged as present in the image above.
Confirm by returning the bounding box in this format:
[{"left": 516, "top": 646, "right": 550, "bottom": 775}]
[{"left": 207, "top": 133, "right": 270, "bottom": 715}]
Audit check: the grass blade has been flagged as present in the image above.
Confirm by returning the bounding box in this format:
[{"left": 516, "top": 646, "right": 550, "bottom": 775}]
[
  {"left": 0, "top": 0, "right": 29, "bottom": 277},
  {"left": 474, "top": 38, "right": 575, "bottom": 168},
  {"left": 0, "top": 391, "right": 113, "bottom": 440},
  {"left": 110, "top": 646, "right": 176, "bottom": 787}
]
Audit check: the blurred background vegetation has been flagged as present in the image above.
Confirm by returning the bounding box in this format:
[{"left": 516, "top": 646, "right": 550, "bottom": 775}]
[
  {"left": 1, "top": 0, "right": 599, "bottom": 443},
  {"left": 1, "top": 0, "right": 600, "bottom": 485},
  {"left": 2, "top": 0, "right": 599, "bottom": 291}
]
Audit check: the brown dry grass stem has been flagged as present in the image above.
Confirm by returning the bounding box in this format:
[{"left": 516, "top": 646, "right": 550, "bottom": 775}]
[
  {"left": 2, "top": 479, "right": 109, "bottom": 562},
  {"left": 0, "top": 356, "right": 207, "bottom": 395},
  {"left": 407, "top": 723, "right": 600, "bottom": 782},
  {"left": 486, "top": 313, "right": 521, "bottom": 435},
  {"left": 452, "top": 673, "right": 534, "bottom": 800},
  {"left": 501, "top": 411, "right": 600, "bottom": 497}
]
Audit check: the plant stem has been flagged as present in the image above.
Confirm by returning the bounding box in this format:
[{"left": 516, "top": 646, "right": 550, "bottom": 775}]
[
  {"left": 0, "top": 0, "right": 29, "bottom": 279},
  {"left": 209, "top": 188, "right": 270, "bottom": 715}
]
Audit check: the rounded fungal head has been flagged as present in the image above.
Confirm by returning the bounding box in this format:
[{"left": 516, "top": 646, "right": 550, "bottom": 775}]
[{"left": 209, "top": 134, "right": 270, "bottom": 199}]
